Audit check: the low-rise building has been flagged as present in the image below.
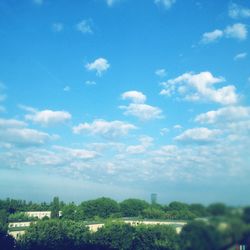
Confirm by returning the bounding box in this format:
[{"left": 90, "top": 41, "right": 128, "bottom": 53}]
[
  {"left": 25, "top": 211, "right": 51, "bottom": 219},
  {"left": 9, "top": 221, "right": 33, "bottom": 228},
  {"left": 8, "top": 221, "right": 37, "bottom": 240},
  {"left": 8, "top": 229, "right": 26, "bottom": 240}
]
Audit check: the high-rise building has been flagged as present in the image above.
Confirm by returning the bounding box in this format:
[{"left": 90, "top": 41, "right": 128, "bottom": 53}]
[{"left": 151, "top": 193, "right": 157, "bottom": 204}]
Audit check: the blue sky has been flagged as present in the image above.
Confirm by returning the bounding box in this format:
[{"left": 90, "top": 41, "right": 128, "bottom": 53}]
[{"left": 0, "top": 0, "right": 250, "bottom": 205}]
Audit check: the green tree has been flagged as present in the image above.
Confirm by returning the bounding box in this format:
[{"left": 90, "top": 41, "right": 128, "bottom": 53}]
[
  {"left": 0, "top": 209, "right": 8, "bottom": 229},
  {"left": 50, "top": 197, "right": 60, "bottom": 219},
  {"left": 243, "top": 206, "right": 250, "bottom": 224},
  {"left": 142, "top": 207, "right": 165, "bottom": 219},
  {"left": 167, "top": 201, "right": 189, "bottom": 211},
  {"left": 189, "top": 204, "right": 208, "bottom": 217},
  {"left": 132, "top": 224, "right": 180, "bottom": 250},
  {"left": 61, "top": 203, "right": 77, "bottom": 221},
  {"left": 79, "top": 197, "right": 119, "bottom": 219},
  {"left": 92, "top": 222, "right": 135, "bottom": 250},
  {"left": 207, "top": 203, "right": 227, "bottom": 216},
  {"left": 120, "top": 199, "right": 149, "bottom": 217},
  {"left": 19, "top": 219, "right": 91, "bottom": 250},
  {"left": 8, "top": 212, "right": 35, "bottom": 222},
  {"left": 179, "top": 221, "right": 219, "bottom": 250}
]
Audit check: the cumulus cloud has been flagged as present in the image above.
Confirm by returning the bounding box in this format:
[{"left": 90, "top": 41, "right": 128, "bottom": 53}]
[
  {"left": 76, "top": 20, "right": 93, "bottom": 34},
  {"left": 54, "top": 146, "right": 99, "bottom": 160},
  {"left": 121, "top": 91, "right": 147, "bottom": 103},
  {"left": 229, "top": 3, "right": 250, "bottom": 19},
  {"left": 0, "top": 123, "right": 54, "bottom": 147},
  {"left": 160, "top": 71, "right": 238, "bottom": 105},
  {"left": 175, "top": 127, "right": 221, "bottom": 143},
  {"left": 126, "top": 136, "right": 154, "bottom": 155},
  {"left": 85, "top": 58, "right": 110, "bottom": 76},
  {"left": 201, "top": 29, "right": 223, "bottom": 43},
  {"left": 224, "top": 23, "right": 248, "bottom": 40},
  {"left": 0, "top": 118, "right": 27, "bottom": 128},
  {"left": 173, "top": 124, "right": 182, "bottom": 130},
  {"left": 24, "top": 108, "right": 71, "bottom": 126},
  {"left": 195, "top": 106, "right": 250, "bottom": 124},
  {"left": 154, "top": 0, "right": 176, "bottom": 9},
  {"left": 155, "top": 69, "right": 167, "bottom": 77},
  {"left": 160, "top": 128, "right": 169, "bottom": 136},
  {"left": 120, "top": 90, "right": 163, "bottom": 120},
  {"left": 24, "top": 149, "right": 63, "bottom": 166},
  {"left": 201, "top": 23, "right": 248, "bottom": 44},
  {"left": 52, "top": 22, "right": 64, "bottom": 32},
  {"left": 73, "top": 119, "right": 136, "bottom": 139},
  {"left": 120, "top": 103, "right": 163, "bottom": 121}
]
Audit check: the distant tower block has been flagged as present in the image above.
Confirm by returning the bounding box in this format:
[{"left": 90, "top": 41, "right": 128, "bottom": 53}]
[{"left": 151, "top": 193, "right": 157, "bottom": 204}]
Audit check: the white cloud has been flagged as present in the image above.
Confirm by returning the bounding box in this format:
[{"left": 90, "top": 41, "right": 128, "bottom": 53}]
[
  {"left": 126, "top": 136, "right": 153, "bottom": 155},
  {"left": 0, "top": 118, "right": 54, "bottom": 148},
  {"left": 175, "top": 127, "right": 221, "bottom": 143},
  {"left": 0, "top": 118, "right": 27, "bottom": 128},
  {"left": 120, "top": 103, "right": 163, "bottom": 121},
  {"left": 52, "top": 22, "right": 64, "bottom": 32},
  {"left": 234, "top": 52, "right": 247, "bottom": 60},
  {"left": 201, "top": 29, "right": 223, "bottom": 44},
  {"left": 73, "top": 119, "right": 136, "bottom": 138},
  {"left": 120, "top": 90, "right": 163, "bottom": 120},
  {"left": 154, "top": 0, "right": 176, "bottom": 9},
  {"left": 0, "top": 128, "right": 52, "bottom": 147},
  {"left": 160, "top": 71, "right": 238, "bottom": 105},
  {"left": 85, "top": 80, "right": 96, "bottom": 85},
  {"left": 195, "top": 106, "right": 250, "bottom": 124},
  {"left": 76, "top": 20, "right": 93, "bottom": 34},
  {"left": 155, "top": 69, "right": 167, "bottom": 77},
  {"left": 160, "top": 128, "right": 169, "bottom": 136},
  {"left": 121, "top": 91, "right": 147, "bottom": 103},
  {"left": 24, "top": 108, "right": 71, "bottom": 126},
  {"left": 54, "top": 146, "right": 99, "bottom": 160},
  {"left": 25, "top": 150, "right": 63, "bottom": 166},
  {"left": 224, "top": 23, "right": 248, "bottom": 40},
  {"left": 201, "top": 23, "right": 248, "bottom": 44},
  {"left": 85, "top": 58, "right": 110, "bottom": 76},
  {"left": 229, "top": 3, "right": 250, "bottom": 19},
  {"left": 173, "top": 124, "right": 182, "bottom": 130}
]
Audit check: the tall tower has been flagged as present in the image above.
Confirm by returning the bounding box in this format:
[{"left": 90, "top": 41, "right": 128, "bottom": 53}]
[{"left": 151, "top": 193, "right": 157, "bottom": 205}]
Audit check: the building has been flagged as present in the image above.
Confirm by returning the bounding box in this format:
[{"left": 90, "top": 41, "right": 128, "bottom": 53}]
[
  {"left": 25, "top": 211, "right": 51, "bottom": 219},
  {"left": 151, "top": 193, "right": 157, "bottom": 204},
  {"left": 8, "top": 221, "right": 37, "bottom": 240}
]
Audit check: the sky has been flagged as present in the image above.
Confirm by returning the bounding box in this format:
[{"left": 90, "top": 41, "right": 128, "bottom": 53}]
[{"left": 0, "top": 0, "right": 250, "bottom": 205}]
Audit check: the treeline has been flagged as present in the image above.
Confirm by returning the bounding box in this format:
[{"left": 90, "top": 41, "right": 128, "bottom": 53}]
[
  {"left": 0, "top": 196, "right": 243, "bottom": 223},
  {"left": 1, "top": 216, "right": 250, "bottom": 250},
  {"left": 1, "top": 197, "right": 250, "bottom": 249}
]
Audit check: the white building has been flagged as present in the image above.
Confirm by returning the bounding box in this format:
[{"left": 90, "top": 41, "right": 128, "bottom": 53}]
[
  {"left": 8, "top": 230, "right": 26, "bottom": 240},
  {"left": 25, "top": 211, "right": 51, "bottom": 219},
  {"left": 9, "top": 221, "right": 34, "bottom": 228}
]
